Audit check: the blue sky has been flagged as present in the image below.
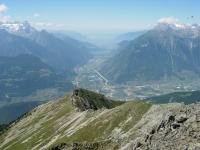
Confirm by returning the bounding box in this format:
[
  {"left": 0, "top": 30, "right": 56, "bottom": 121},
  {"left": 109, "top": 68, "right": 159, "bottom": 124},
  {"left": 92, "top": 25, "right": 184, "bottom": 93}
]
[{"left": 0, "top": 0, "right": 200, "bottom": 32}]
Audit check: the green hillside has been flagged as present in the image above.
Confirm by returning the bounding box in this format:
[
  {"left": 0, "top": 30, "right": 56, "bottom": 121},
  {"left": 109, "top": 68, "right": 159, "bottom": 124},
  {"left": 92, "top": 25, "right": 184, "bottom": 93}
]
[{"left": 0, "top": 89, "right": 151, "bottom": 150}]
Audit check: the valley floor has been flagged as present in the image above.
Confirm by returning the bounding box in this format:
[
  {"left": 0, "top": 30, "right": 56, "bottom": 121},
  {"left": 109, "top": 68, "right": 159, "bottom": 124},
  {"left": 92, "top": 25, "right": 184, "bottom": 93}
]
[{"left": 74, "top": 54, "right": 200, "bottom": 100}]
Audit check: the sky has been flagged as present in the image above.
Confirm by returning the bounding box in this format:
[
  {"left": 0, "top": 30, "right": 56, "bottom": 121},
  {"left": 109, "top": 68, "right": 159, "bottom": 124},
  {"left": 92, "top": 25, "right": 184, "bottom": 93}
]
[{"left": 0, "top": 0, "right": 200, "bottom": 33}]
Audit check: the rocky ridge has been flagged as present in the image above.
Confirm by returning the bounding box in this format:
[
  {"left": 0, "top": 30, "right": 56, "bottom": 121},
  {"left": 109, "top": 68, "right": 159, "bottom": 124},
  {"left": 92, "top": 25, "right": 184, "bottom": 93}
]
[
  {"left": 71, "top": 88, "right": 124, "bottom": 111},
  {"left": 0, "top": 89, "right": 199, "bottom": 150}
]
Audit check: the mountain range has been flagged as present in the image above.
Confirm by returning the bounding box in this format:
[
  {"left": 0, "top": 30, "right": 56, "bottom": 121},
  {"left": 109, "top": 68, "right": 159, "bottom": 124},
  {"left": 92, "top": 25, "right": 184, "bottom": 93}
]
[
  {"left": 1, "top": 20, "right": 200, "bottom": 149},
  {"left": 0, "top": 21, "right": 101, "bottom": 124},
  {"left": 0, "top": 21, "right": 95, "bottom": 72},
  {"left": 101, "top": 22, "right": 200, "bottom": 83}
]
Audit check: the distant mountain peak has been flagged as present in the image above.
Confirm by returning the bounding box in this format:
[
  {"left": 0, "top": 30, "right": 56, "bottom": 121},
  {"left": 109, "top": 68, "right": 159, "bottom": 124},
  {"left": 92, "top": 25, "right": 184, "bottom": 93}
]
[
  {"left": 156, "top": 21, "right": 200, "bottom": 32},
  {"left": 0, "top": 21, "right": 36, "bottom": 34},
  {"left": 101, "top": 20, "right": 200, "bottom": 83},
  {"left": 157, "top": 17, "right": 187, "bottom": 29}
]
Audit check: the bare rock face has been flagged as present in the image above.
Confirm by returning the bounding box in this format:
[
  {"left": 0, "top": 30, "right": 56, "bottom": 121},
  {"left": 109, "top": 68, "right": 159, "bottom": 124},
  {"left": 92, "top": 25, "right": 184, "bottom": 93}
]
[
  {"left": 124, "top": 103, "right": 200, "bottom": 150},
  {"left": 49, "top": 141, "right": 115, "bottom": 150},
  {"left": 71, "top": 89, "right": 124, "bottom": 111},
  {"left": 71, "top": 89, "right": 98, "bottom": 111}
]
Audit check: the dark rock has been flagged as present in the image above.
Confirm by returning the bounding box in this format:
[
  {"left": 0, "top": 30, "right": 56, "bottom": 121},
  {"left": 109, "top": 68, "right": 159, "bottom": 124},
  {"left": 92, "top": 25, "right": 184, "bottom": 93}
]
[
  {"left": 168, "top": 115, "right": 175, "bottom": 123},
  {"left": 176, "top": 117, "right": 188, "bottom": 123},
  {"left": 71, "top": 89, "right": 124, "bottom": 111},
  {"left": 157, "top": 121, "right": 165, "bottom": 132},
  {"left": 49, "top": 143, "right": 67, "bottom": 150},
  {"left": 171, "top": 123, "right": 181, "bottom": 129},
  {"left": 150, "top": 128, "right": 156, "bottom": 134}
]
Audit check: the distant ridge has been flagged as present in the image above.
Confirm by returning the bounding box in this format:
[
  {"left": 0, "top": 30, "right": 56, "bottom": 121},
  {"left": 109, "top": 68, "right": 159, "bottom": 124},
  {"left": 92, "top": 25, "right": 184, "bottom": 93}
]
[{"left": 101, "top": 22, "right": 200, "bottom": 83}]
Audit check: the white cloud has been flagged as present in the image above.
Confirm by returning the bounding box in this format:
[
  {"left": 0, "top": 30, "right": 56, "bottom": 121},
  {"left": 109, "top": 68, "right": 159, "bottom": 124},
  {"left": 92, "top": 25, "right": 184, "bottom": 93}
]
[
  {"left": 33, "top": 13, "right": 40, "bottom": 17},
  {"left": 0, "top": 4, "right": 10, "bottom": 23},
  {"left": 158, "top": 17, "right": 179, "bottom": 24},
  {"left": 0, "top": 4, "right": 7, "bottom": 13}
]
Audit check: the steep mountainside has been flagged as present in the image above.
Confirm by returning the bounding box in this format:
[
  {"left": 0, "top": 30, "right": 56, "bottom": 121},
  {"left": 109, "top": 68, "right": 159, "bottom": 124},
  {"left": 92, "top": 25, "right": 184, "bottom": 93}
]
[
  {"left": 0, "top": 54, "right": 72, "bottom": 102},
  {"left": 0, "top": 29, "right": 48, "bottom": 57},
  {"left": 26, "top": 30, "right": 92, "bottom": 71},
  {"left": 101, "top": 23, "right": 200, "bottom": 83},
  {"left": 0, "top": 22, "right": 92, "bottom": 72},
  {"left": 0, "top": 89, "right": 199, "bottom": 150},
  {"left": 0, "top": 54, "right": 73, "bottom": 123}
]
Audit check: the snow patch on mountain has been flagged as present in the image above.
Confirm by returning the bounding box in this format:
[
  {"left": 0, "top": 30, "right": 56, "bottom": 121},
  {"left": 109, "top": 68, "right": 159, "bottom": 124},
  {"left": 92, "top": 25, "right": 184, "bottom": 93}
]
[
  {"left": 0, "top": 21, "right": 36, "bottom": 34},
  {"left": 157, "top": 17, "right": 200, "bottom": 31}
]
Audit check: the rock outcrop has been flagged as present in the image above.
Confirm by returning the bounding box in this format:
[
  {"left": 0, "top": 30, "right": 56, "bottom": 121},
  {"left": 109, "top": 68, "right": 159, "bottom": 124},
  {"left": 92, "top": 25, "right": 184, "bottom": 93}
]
[
  {"left": 71, "top": 88, "right": 124, "bottom": 111},
  {"left": 123, "top": 103, "right": 200, "bottom": 150}
]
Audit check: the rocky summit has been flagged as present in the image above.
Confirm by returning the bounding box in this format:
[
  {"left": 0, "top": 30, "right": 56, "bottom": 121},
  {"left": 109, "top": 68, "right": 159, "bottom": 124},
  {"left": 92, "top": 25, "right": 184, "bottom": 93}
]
[{"left": 71, "top": 88, "right": 124, "bottom": 111}]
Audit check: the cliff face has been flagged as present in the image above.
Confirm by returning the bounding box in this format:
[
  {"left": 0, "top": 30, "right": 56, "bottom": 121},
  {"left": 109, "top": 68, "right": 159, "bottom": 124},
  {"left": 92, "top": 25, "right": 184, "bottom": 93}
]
[{"left": 0, "top": 89, "right": 199, "bottom": 150}]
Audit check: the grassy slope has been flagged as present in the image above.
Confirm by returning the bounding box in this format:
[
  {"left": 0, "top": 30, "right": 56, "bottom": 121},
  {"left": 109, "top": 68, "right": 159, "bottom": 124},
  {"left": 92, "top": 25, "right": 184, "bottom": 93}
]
[{"left": 0, "top": 93, "right": 151, "bottom": 150}]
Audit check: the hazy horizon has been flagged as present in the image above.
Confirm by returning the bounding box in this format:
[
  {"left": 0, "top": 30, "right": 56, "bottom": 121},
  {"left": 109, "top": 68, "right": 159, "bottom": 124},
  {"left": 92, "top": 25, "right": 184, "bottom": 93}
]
[{"left": 0, "top": 0, "right": 199, "bottom": 33}]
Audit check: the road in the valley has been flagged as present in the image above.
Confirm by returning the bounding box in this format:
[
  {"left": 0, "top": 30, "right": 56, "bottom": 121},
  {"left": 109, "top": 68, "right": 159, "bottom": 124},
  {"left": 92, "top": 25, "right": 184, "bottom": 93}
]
[{"left": 93, "top": 69, "right": 109, "bottom": 85}]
